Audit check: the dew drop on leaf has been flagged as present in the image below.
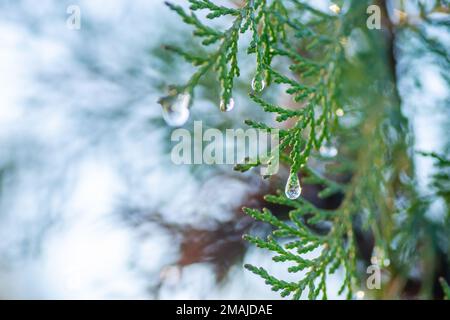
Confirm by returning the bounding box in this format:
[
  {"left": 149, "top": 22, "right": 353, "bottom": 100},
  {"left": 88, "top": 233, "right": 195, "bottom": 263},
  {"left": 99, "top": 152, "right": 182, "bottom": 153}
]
[
  {"left": 220, "top": 97, "right": 235, "bottom": 112},
  {"left": 159, "top": 93, "right": 190, "bottom": 126},
  {"left": 285, "top": 172, "right": 301, "bottom": 200}
]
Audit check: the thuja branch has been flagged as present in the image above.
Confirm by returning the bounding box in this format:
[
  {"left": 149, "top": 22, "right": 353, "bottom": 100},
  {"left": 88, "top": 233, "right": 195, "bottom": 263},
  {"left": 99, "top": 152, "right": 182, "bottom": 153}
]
[{"left": 160, "top": 0, "right": 358, "bottom": 299}]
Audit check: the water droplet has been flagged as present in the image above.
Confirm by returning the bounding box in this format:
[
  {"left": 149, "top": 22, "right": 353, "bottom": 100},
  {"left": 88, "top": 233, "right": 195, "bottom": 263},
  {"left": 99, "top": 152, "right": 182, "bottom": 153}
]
[
  {"left": 370, "top": 256, "right": 378, "bottom": 265},
  {"left": 220, "top": 97, "right": 235, "bottom": 112},
  {"left": 251, "top": 75, "right": 266, "bottom": 92},
  {"left": 158, "top": 93, "right": 190, "bottom": 126},
  {"left": 356, "top": 291, "right": 365, "bottom": 300},
  {"left": 336, "top": 108, "right": 344, "bottom": 117},
  {"left": 329, "top": 3, "right": 341, "bottom": 14},
  {"left": 320, "top": 141, "right": 338, "bottom": 158},
  {"left": 285, "top": 172, "right": 301, "bottom": 199}
]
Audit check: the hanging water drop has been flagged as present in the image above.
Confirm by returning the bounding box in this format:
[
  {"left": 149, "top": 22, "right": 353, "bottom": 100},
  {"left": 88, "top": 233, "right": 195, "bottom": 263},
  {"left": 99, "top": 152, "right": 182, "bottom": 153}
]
[
  {"left": 320, "top": 140, "right": 338, "bottom": 158},
  {"left": 220, "top": 97, "right": 235, "bottom": 112},
  {"left": 336, "top": 108, "right": 344, "bottom": 117},
  {"left": 370, "top": 255, "right": 378, "bottom": 265},
  {"left": 251, "top": 75, "right": 266, "bottom": 93},
  {"left": 356, "top": 291, "right": 365, "bottom": 300},
  {"left": 158, "top": 93, "right": 190, "bottom": 126},
  {"left": 329, "top": 3, "right": 341, "bottom": 14},
  {"left": 285, "top": 172, "right": 301, "bottom": 199}
]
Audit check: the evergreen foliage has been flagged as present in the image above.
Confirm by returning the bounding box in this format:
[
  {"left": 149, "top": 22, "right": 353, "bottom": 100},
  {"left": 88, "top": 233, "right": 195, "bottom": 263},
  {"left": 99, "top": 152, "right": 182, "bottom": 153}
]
[
  {"left": 441, "top": 277, "right": 450, "bottom": 300},
  {"left": 161, "top": 0, "right": 450, "bottom": 299}
]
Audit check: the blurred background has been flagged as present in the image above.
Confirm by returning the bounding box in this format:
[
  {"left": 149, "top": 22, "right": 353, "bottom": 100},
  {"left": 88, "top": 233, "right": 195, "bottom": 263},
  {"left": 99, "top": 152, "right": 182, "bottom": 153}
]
[{"left": 0, "top": 0, "right": 448, "bottom": 299}]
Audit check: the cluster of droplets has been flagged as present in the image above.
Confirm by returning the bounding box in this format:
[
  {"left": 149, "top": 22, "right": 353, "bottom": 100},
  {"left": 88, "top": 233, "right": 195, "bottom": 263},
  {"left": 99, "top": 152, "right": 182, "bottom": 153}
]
[
  {"left": 371, "top": 246, "right": 390, "bottom": 267},
  {"left": 160, "top": 71, "right": 268, "bottom": 123},
  {"left": 285, "top": 171, "right": 301, "bottom": 200},
  {"left": 220, "top": 97, "right": 235, "bottom": 112},
  {"left": 158, "top": 92, "right": 191, "bottom": 127}
]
